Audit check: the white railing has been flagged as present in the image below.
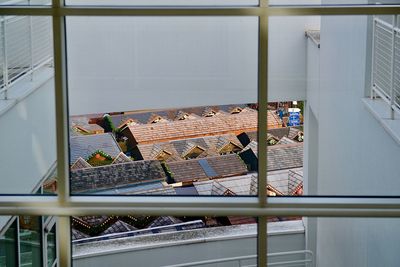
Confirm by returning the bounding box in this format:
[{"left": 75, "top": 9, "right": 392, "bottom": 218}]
[
  {"left": 0, "top": 14, "right": 53, "bottom": 100},
  {"left": 371, "top": 16, "right": 400, "bottom": 118},
  {"left": 162, "top": 250, "right": 314, "bottom": 267}
]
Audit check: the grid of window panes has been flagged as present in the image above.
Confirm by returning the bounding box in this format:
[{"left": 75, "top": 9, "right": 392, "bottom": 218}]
[{"left": 0, "top": 1, "right": 400, "bottom": 267}]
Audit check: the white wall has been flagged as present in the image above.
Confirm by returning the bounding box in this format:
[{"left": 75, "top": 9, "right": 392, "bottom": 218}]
[
  {"left": 66, "top": 15, "right": 320, "bottom": 115},
  {"left": 73, "top": 223, "right": 305, "bottom": 267},
  {"left": 305, "top": 13, "right": 400, "bottom": 266},
  {"left": 0, "top": 73, "right": 56, "bottom": 194},
  {"left": 66, "top": 17, "right": 258, "bottom": 115}
]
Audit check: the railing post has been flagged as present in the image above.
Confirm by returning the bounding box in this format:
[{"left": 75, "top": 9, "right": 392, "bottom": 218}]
[
  {"left": 1, "top": 16, "right": 8, "bottom": 100},
  {"left": 390, "top": 15, "right": 397, "bottom": 119},
  {"left": 29, "top": 14, "right": 34, "bottom": 81},
  {"left": 371, "top": 16, "right": 376, "bottom": 100}
]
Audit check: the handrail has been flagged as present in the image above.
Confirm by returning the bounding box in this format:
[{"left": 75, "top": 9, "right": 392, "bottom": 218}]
[
  {"left": 372, "top": 16, "right": 400, "bottom": 117},
  {"left": 161, "top": 250, "right": 314, "bottom": 267},
  {"left": 0, "top": 13, "right": 53, "bottom": 99}
]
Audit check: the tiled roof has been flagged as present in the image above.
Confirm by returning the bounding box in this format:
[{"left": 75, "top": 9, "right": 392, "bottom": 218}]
[
  {"left": 136, "top": 134, "right": 243, "bottom": 161},
  {"left": 125, "top": 110, "right": 258, "bottom": 145},
  {"left": 71, "top": 157, "right": 92, "bottom": 170},
  {"left": 101, "top": 220, "right": 137, "bottom": 235},
  {"left": 267, "top": 168, "right": 303, "bottom": 195},
  {"left": 228, "top": 216, "right": 257, "bottom": 225},
  {"left": 69, "top": 133, "right": 122, "bottom": 164},
  {"left": 166, "top": 154, "right": 248, "bottom": 183},
  {"left": 194, "top": 174, "right": 257, "bottom": 196},
  {"left": 241, "top": 141, "right": 303, "bottom": 172},
  {"left": 174, "top": 186, "right": 199, "bottom": 195},
  {"left": 76, "top": 216, "right": 110, "bottom": 228},
  {"left": 148, "top": 216, "right": 182, "bottom": 228},
  {"left": 70, "top": 160, "right": 167, "bottom": 193},
  {"left": 72, "top": 228, "right": 90, "bottom": 240},
  {"left": 132, "top": 185, "right": 177, "bottom": 196},
  {"left": 268, "top": 143, "right": 303, "bottom": 171},
  {"left": 75, "top": 124, "right": 104, "bottom": 133},
  {"left": 92, "top": 181, "right": 166, "bottom": 195},
  {"left": 277, "top": 136, "right": 296, "bottom": 145},
  {"left": 288, "top": 127, "right": 302, "bottom": 140},
  {"left": 112, "top": 152, "right": 132, "bottom": 164},
  {"left": 288, "top": 169, "right": 303, "bottom": 195},
  {"left": 211, "top": 182, "right": 232, "bottom": 195}
]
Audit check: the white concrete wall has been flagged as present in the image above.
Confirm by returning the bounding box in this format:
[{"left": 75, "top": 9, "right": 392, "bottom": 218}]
[
  {"left": 66, "top": 15, "right": 320, "bottom": 115},
  {"left": 66, "top": 17, "right": 259, "bottom": 115},
  {"left": 305, "top": 13, "right": 400, "bottom": 266},
  {"left": 73, "top": 224, "right": 305, "bottom": 267},
  {"left": 0, "top": 73, "right": 56, "bottom": 194}
]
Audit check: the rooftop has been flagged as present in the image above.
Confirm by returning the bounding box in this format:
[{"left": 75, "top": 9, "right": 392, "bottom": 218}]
[
  {"left": 69, "top": 133, "right": 122, "bottom": 164},
  {"left": 166, "top": 154, "right": 248, "bottom": 183},
  {"left": 135, "top": 134, "right": 243, "bottom": 161},
  {"left": 70, "top": 160, "right": 166, "bottom": 193},
  {"left": 123, "top": 108, "right": 272, "bottom": 145}
]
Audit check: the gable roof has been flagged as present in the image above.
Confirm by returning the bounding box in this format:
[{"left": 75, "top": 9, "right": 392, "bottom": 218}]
[
  {"left": 267, "top": 143, "right": 303, "bottom": 171},
  {"left": 194, "top": 174, "right": 256, "bottom": 196},
  {"left": 72, "top": 228, "right": 90, "bottom": 240},
  {"left": 125, "top": 110, "right": 258, "bottom": 145},
  {"left": 71, "top": 157, "right": 92, "bottom": 170},
  {"left": 136, "top": 134, "right": 244, "bottom": 162},
  {"left": 69, "top": 133, "right": 122, "bottom": 164},
  {"left": 241, "top": 141, "right": 303, "bottom": 172},
  {"left": 101, "top": 220, "right": 137, "bottom": 236},
  {"left": 277, "top": 136, "right": 296, "bottom": 145},
  {"left": 111, "top": 152, "right": 132, "bottom": 164},
  {"left": 166, "top": 154, "right": 248, "bottom": 183},
  {"left": 148, "top": 216, "right": 182, "bottom": 228},
  {"left": 70, "top": 160, "right": 167, "bottom": 193}
]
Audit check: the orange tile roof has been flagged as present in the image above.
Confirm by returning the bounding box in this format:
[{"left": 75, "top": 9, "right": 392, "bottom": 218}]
[{"left": 126, "top": 110, "right": 281, "bottom": 145}]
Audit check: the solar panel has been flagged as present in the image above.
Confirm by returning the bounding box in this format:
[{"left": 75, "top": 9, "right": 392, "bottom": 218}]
[{"left": 198, "top": 159, "right": 218, "bottom": 177}]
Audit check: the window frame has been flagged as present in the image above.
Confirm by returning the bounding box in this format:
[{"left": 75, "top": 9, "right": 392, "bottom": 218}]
[{"left": 1, "top": 1, "right": 400, "bottom": 266}]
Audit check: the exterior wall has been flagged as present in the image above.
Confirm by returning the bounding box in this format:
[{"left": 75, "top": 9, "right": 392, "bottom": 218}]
[
  {"left": 0, "top": 72, "right": 56, "bottom": 194},
  {"left": 305, "top": 12, "right": 400, "bottom": 267},
  {"left": 73, "top": 224, "right": 305, "bottom": 267},
  {"left": 67, "top": 16, "right": 319, "bottom": 115},
  {"left": 268, "top": 16, "right": 320, "bottom": 102},
  {"left": 66, "top": 17, "right": 259, "bottom": 115}
]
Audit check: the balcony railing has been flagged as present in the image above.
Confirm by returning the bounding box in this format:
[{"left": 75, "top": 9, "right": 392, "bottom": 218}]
[
  {"left": 0, "top": 14, "right": 53, "bottom": 100},
  {"left": 371, "top": 16, "right": 400, "bottom": 118},
  {"left": 162, "top": 250, "right": 314, "bottom": 267}
]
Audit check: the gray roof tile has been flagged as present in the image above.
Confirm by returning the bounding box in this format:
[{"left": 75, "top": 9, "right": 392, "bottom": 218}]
[
  {"left": 70, "top": 133, "right": 122, "bottom": 164},
  {"left": 70, "top": 160, "right": 166, "bottom": 193}
]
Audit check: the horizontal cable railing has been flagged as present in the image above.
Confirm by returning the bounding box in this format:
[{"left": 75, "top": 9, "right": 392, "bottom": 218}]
[
  {"left": 162, "top": 250, "right": 314, "bottom": 267},
  {"left": 371, "top": 16, "right": 400, "bottom": 117},
  {"left": 0, "top": 13, "right": 53, "bottom": 100}
]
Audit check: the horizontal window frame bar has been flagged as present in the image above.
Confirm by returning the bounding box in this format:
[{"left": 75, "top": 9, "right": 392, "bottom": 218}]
[
  {"left": 1, "top": 5, "right": 400, "bottom": 16},
  {"left": 2, "top": 196, "right": 400, "bottom": 216}
]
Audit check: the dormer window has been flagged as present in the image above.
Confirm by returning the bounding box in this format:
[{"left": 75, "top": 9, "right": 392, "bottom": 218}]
[
  {"left": 183, "top": 145, "right": 205, "bottom": 160},
  {"left": 230, "top": 107, "right": 243, "bottom": 114}
]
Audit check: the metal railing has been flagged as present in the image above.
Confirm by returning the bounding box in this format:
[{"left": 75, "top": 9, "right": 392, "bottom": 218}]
[
  {"left": 162, "top": 250, "right": 314, "bottom": 267},
  {"left": 0, "top": 14, "right": 53, "bottom": 100},
  {"left": 371, "top": 16, "right": 400, "bottom": 118}
]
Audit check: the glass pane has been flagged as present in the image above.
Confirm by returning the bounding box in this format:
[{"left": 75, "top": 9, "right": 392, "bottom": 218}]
[
  {"left": 0, "top": 16, "right": 56, "bottom": 195},
  {"left": 268, "top": 14, "right": 400, "bottom": 196},
  {"left": 72, "top": 215, "right": 257, "bottom": 266},
  {"left": 19, "top": 216, "right": 42, "bottom": 267},
  {"left": 66, "top": 16, "right": 259, "bottom": 196},
  {"left": 0, "top": 218, "right": 18, "bottom": 267},
  {"left": 65, "top": 0, "right": 258, "bottom": 7},
  {"left": 269, "top": 0, "right": 400, "bottom": 6},
  {"left": 0, "top": 0, "right": 50, "bottom": 6},
  {"left": 271, "top": 217, "right": 400, "bottom": 267},
  {"left": 47, "top": 224, "right": 56, "bottom": 267}
]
